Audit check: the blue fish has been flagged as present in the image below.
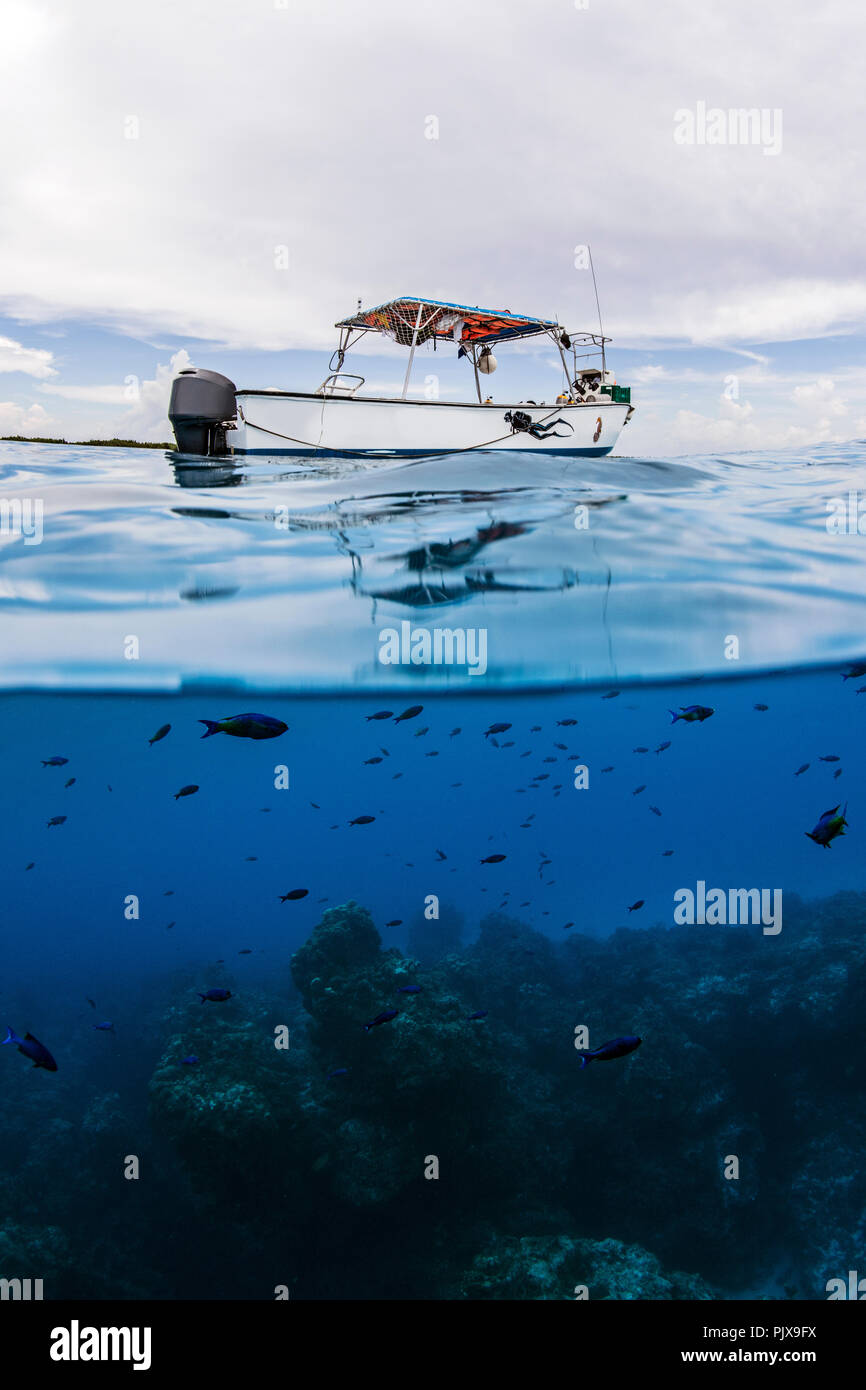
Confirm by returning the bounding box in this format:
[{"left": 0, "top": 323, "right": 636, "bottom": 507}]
[
  {"left": 468, "top": 1010, "right": 488, "bottom": 1021},
  {"left": 397, "top": 985, "right": 422, "bottom": 994},
  {"left": 363, "top": 1009, "right": 398, "bottom": 1032},
  {"left": 577, "top": 1035, "right": 642, "bottom": 1069},
  {"left": 199, "top": 988, "right": 232, "bottom": 1003},
  {"left": 181, "top": 1055, "right": 199, "bottom": 1066},
  {"left": 327, "top": 1067, "right": 349, "bottom": 1078},
  {"left": 199, "top": 712, "right": 287, "bottom": 741},
  {"left": 2, "top": 1026, "right": 58, "bottom": 1072},
  {"left": 805, "top": 803, "right": 847, "bottom": 848},
  {"left": 92, "top": 1021, "right": 114, "bottom": 1032},
  {"left": 669, "top": 705, "right": 714, "bottom": 724}
]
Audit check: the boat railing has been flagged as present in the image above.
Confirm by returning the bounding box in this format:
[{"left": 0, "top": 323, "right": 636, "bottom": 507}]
[{"left": 317, "top": 373, "right": 365, "bottom": 397}]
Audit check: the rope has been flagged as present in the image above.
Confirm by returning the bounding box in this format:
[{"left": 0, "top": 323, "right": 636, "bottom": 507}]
[{"left": 239, "top": 403, "right": 586, "bottom": 460}]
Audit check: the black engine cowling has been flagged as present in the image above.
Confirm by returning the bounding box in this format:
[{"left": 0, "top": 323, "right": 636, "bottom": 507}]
[{"left": 168, "top": 368, "right": 237, "bottom": 455}]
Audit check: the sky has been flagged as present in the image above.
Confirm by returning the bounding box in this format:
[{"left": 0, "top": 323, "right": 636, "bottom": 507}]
[{"left": 0, "top": 0, "right": 864, "bottom": 455}]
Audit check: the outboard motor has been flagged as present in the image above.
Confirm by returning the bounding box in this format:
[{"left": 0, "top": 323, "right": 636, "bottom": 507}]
[{"left": 168, "top": 368, "right": 237, "bottom": 455}]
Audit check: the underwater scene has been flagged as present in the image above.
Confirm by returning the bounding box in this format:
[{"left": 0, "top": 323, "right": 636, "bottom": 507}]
[{"left": 2, "top": 438, "right": 866, "bottom": 1302}]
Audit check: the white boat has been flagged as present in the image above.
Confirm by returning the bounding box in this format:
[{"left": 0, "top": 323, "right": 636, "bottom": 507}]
[{"left": 168, "top": 296, "right": 634, "bottom": 459}]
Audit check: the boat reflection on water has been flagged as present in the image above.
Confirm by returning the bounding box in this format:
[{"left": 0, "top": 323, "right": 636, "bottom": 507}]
[{"left": 168, "top": 452, "right": 623, "bottom": 613}]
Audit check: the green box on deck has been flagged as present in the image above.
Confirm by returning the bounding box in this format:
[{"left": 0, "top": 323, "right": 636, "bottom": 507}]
[{"left": 601, "top": 384, "right": 631, "bottom": 404}]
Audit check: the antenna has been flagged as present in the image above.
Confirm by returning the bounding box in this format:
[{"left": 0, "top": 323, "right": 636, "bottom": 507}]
[{"left": 587, "top": 245, "right": 606, "bottom": 374}]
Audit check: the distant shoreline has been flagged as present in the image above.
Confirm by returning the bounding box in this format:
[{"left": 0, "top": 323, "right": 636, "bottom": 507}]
[{"left": 1, "top": 435, "right": 172, "bottom": 449}]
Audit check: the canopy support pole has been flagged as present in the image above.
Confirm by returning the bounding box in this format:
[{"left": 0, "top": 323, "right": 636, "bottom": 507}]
[
  {"left": 472, "top": 346, "right": 482, "bottom": 403},
  {"left": 401, "top": 302, "right": 425, "bottom": 400},
  {"left": 552, "top": 327, "right": 572, "bottom": 396}
]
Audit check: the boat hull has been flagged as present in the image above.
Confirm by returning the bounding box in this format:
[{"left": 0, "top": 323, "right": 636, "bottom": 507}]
[{"left": 227, "top": 391, "right": 631, "bottom": 457}]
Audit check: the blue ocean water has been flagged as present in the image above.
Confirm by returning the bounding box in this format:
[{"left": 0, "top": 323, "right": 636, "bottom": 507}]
[{"left": 1, "top": 439, "right": 865, "bottom": 1301}]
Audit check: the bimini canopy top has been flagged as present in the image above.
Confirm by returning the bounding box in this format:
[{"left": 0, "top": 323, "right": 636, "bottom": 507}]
[{"left": 335, "top": 296, "right": 560, "bottom": 348}]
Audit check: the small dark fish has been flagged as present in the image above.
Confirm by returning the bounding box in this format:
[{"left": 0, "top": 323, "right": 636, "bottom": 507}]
[
  {"left": 280, "top": 888, "right": 309, "bottom": 902},
  {"left": 174, "top": 785, "right": 199, "bottom": 800},
  {"left": 450, "top": 727, "right": 461, "bottom": 737},
  {"left": 199, "top": 712, "right": 287, "bottom": 740},
  {"left": 819, "top": 755, "right": 840, "bottom": 763},
  {"left": 64, "top": 777, "right": 76, "bottom": 788},
  {"left": 481, "top": 854, "right": 506, "bottom": 864},
  {"left": 562, "top": 921, "right": 574, "bottom": 929},
  {"left": 601, "top": 691, "right": 620, "bottom": 700},
  {"left": 385, "top": 919, "right": 402, "bottom": 927},
  {"left": 754, "top": 703, "right": 769, "bottom": 712},
  {"left": 554, "top": 742, "right": 567, "bottom": 750},
  {"left": 842, "top": 663, "right": 866, "bottom": 680},
  {"left": 327, "top": 1067, "right": 349, "bottom": 1078},
  {"left": 46, "top": 815, "right": 66, "bottom": 827},
  {"left": 181, "top": 1055, "right": 198, "bottom": 1066},
  {"left": 92, "top": 1021, "right": 114, "bottom": 1032},
  {"left": 366, "top": 710, "right": 393, "bottom": 721},
  {"left": 857, "top": 686, "right": 866, "bottom": 695},
  {"left": 805, "top": 803, "right": 848, "bottom": 848},
  {"left": 199, "top": 988, "right": 232, "bottom": 1003},
  {"left": 435, "top": 849, "right": 447, "bottom": 860},
  {"left": 654, "top": 741, "right": 671, "bottom": 754},
  {"left": 632, "top": 785, "right": 646, "bottom": 796},
  {"left": 662, "top": 849, "right": 674, "bottom": 856},
  {"left": 468, "top": 1010, "right": 488, "bottom": 1021},
  {"left": 86, "top": 997, "right": 96, "bottom": 1009},
  {"left": 557, "top": 718, "right": 578, "bottom": 727},
  {"left": 530, "top": 725, "right": 541, "bottom": 733},
  {"left": 425, "top": 750, "right": 439, "bottom": 757},
  {"left": 577, "top": 1035, "right": 641, "bottom": 1069},
  {"left": 669, "top": 705, "right": 713, "bottom": 724},
  {"left": 627, "top": 900, "right": 645, "bottom": 912},
  {"left": 310, "top": 801, "right": 321, "bottom": 809},
  {"left": 633, "top": 746, "right": 648, "bottom": 753},
  {"left": 25, "top": 862, "right": 34, "bottom": 871},
  {"left": 41, "top": 756, "right": 68, "bottom": 767},
  {"left": 794, "top": 764, "right": 810, "bottom": 776},
  {"left": 349, "top": 815, "right": 375, "bottom": 826},
  {"left": 2, "top": 1027, "right": 57, "bottom": 1072},
  {"left": 379, "top": 748, "right": 389, "bottom": 757},
  {"left": 485, "top": 722, "right": 512, "bottom": 738},
  {"left": 238, "top": 949, "right": 253, "bottom": 955},
  {"left": 364, "top": 756, "right": 384, "bottom": 765},
  {"left": 601, "top": 766, "right": 614, "bottom": 773},
  {"left": 148, "top": 723, "right": 171, "bottom": 746},
  {"left": 649, "top": 805, "right": 662, "bottom": 816},
  {"left": 834, "top": 768, "right": 843, "bottom": 779},
  {"left": 363, "top": 1009, "right": 398, "bottom": 1032},
  {"left": 166, "top": 921, "right": 175, "bottom": 929},
  {"left": 164, "top": 890, "right": 174, "bottom": 896},
  {"left": 394, "top": 705, "right": 423, "bottom": 723},
  {"left": 245, "top": 856, "right": 258, "bottom": 861},
  {"left": 397, "top": 985, "right": 422, "bottom": 994}
]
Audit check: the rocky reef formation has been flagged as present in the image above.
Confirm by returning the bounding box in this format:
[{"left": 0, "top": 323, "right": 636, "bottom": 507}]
[
  {"left": 457, "top": 1233, "right": 714, "bottom": 1300},
  {"left": 137, "top": 891, "right": 866, "bottom": 1298}
]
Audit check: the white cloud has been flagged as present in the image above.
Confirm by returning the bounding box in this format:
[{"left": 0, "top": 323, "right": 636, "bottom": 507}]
[
  {"left": 0, "top": 400, "right": 55, "bottom": 434},
  {"left": 39, "top": 383, "right": 129, "bottom": 403},
  {"left": 0, "top": 0, "right": 863, "bottom": 353},
  {"left": 0, "top": 335, "right": 57, "bottom": 379}
]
